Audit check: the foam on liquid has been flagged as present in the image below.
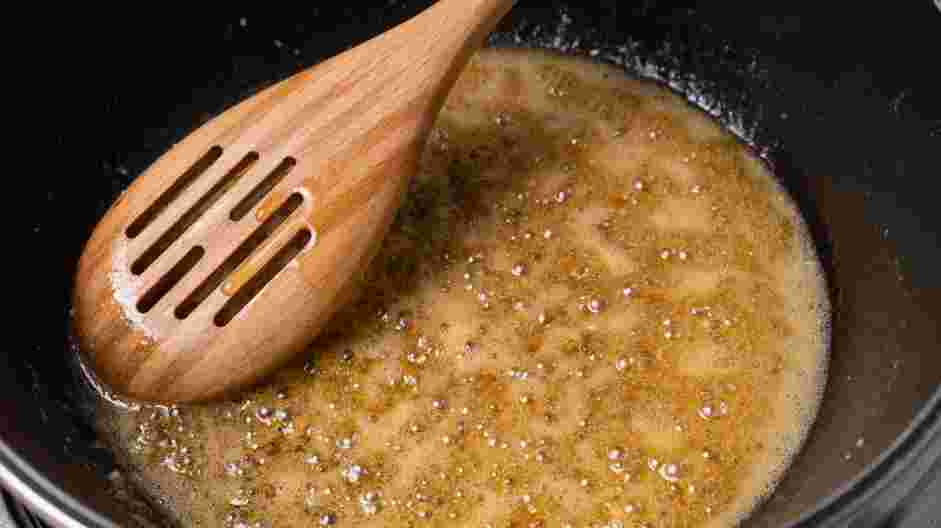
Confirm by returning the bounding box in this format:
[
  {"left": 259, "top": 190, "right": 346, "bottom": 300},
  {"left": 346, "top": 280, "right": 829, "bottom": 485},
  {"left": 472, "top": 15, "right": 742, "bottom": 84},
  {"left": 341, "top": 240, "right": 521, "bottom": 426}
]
[{"left": 92, "top": 48, "right": 830, "bottom": 528}]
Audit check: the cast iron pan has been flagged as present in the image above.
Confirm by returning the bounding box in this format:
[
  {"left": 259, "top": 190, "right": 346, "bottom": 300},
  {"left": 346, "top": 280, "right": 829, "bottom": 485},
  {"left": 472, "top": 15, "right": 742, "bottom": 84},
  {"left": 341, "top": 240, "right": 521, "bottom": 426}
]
[{"left": 11, "top": 2, "right": 941, "bottom": 527}]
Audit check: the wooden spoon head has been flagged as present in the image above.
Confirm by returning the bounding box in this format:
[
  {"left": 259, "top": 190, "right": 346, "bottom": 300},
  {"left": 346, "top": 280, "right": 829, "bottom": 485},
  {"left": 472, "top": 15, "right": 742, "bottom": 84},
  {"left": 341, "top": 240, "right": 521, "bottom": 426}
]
[
  {"left": 73, "top": 42, "right": 431, "bottom": 404},
  {"left": 72, "top": 0, "right": 516, "bottom": 404}
]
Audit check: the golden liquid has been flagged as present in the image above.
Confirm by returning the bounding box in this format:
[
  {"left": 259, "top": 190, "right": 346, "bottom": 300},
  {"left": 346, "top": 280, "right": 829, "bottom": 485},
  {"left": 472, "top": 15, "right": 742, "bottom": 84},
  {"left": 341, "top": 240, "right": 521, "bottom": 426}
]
[{"left": 93, "top": 48, "right": 830, "bottom": 528}]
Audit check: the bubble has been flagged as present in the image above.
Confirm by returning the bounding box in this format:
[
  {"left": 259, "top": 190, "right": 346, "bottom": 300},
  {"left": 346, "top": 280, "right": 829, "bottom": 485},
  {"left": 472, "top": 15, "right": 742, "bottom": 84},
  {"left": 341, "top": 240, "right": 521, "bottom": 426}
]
[
  {"left": 699, "top": 400, "right": 729, "bottom": 420},
  {"left": 255, "top": 407, "right": 272, "bottom": 424},
  {"left": 658, "top": 463, "right": 681, "bottom": 482},
  {"left": 341, "top": 464, "right": 365, "bottom": 483},
  {"left": 510, "top": 369, "right": 530, "bottom": 381},
  {"left": 224, "top": 462, "right": 242, "bottom": 478},
  {"left": 359, "top": 492, "right": 380, "bottom": 515},
  {"left": 587, "top": 298, "right": 605, "bottom": 313}
]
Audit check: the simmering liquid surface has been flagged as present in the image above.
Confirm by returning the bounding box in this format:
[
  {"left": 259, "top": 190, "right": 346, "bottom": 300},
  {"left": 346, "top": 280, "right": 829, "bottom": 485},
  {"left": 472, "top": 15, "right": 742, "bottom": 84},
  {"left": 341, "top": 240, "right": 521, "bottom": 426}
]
[{"left": 93, "top": 48, "right": 830, "bottom": 528}]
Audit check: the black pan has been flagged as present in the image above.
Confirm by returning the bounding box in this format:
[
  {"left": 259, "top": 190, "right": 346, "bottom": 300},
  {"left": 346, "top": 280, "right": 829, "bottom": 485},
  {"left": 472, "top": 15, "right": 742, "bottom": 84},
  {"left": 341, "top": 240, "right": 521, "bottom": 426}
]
[{"left": 11, "top": 2, "right": 941, "bottom": 526}]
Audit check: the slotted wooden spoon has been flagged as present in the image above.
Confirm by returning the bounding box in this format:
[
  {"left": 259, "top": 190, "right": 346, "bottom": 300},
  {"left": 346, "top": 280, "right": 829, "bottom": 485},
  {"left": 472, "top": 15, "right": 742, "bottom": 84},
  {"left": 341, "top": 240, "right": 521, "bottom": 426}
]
[{"left": 73, "top": 0, "right": 516, "bottom": 404}]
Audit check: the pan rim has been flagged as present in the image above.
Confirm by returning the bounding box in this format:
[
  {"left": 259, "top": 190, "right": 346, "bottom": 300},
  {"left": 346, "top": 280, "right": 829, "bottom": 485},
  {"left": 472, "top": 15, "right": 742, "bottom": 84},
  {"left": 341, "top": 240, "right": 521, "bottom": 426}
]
[
  {"left": 786, "top": 386, "right": 941, "bottom": 527},
  {"left": 0, "top": 441, "right": 118, "bottom": 528}
]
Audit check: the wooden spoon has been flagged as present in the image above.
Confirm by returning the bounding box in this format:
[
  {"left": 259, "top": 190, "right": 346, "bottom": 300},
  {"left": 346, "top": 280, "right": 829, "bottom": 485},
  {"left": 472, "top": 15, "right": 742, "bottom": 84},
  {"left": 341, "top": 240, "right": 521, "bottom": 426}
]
[{"left": 72, "top": 0, "right": 516, "bottom": 404}]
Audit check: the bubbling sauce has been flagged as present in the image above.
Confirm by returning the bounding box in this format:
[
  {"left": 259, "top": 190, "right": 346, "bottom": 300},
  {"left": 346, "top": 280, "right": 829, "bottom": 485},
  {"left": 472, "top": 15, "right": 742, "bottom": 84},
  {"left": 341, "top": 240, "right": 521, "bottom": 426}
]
[{"left": 92, "top": 48, "right": 830, "bottom": 528}]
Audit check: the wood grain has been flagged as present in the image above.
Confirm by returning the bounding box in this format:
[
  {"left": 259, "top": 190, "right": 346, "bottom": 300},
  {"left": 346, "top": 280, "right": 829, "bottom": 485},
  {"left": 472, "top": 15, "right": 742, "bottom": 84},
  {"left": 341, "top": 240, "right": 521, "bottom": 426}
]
[{"left": 73, "top": 0, "right": 516, "bottom": 403}]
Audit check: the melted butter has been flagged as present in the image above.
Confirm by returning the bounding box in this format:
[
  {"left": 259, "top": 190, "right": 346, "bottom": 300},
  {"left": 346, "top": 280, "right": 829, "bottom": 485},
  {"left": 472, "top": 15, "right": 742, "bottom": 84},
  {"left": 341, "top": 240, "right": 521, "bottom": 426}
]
[{"left": 92, "top": 48, "right": 830, "bottom": 528}]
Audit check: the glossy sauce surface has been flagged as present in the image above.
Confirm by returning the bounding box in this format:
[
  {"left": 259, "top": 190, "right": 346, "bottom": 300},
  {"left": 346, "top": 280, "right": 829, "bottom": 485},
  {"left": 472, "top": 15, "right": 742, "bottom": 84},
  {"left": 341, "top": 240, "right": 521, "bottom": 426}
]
[{"left": 93, "top": 48, "right": 830, "bottom": 528}]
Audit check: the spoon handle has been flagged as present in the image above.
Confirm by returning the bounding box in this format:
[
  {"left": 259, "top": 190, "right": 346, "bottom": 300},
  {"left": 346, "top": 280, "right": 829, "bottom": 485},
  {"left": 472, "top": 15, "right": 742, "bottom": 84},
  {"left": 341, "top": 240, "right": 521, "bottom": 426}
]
[
  {"left": 403, "top": 0, "right": 519, "bottom": 97},
  {"left": 317, "top": 0, "right": 518, "bottom": 131}
]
